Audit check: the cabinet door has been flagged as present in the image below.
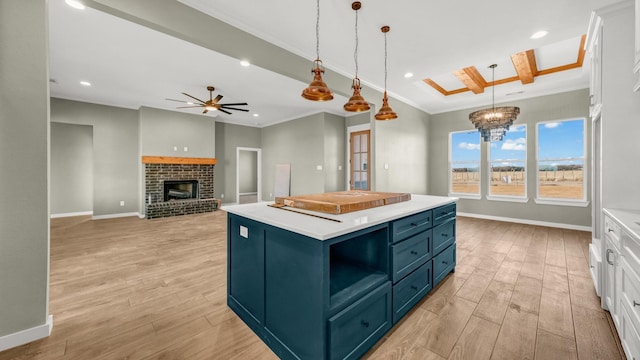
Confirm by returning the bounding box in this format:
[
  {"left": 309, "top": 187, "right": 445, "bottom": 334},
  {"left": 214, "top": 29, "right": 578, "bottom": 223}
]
[
  {"left": 605, "top": 236, "right": 620, "bottom": 327},
  {"left": 590, "top": 24, "right": 603, "bottom": 116},
  {"left": 228, "top": 215, "right": 265, "bottom": 323}
]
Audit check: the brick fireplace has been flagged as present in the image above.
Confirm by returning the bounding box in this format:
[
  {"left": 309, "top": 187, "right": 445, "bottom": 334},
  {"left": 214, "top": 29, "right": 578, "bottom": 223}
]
[{"left": 143, "top": 156, "right": 218, "bottom": 219}]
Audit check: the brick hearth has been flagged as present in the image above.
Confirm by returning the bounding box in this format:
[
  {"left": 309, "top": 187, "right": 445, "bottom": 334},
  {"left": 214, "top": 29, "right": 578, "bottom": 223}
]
[{"left": 143, "top": 157, "right": 217, "bottom": 219}]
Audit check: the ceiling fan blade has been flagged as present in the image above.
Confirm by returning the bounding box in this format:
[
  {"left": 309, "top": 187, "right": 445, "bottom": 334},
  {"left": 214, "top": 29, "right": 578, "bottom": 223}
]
[
  {"left": 176, "top": 105, "right": 204, "bottom": 109},
  {"left": 221, "top": 107, "right": 249, "bottom": 112},
  {"left": 218, "top": 109, "right": 232, "bottom": 115},
  {"left": 166, "top": 98, "right": 190, "bottom": 103},
  {"left": 213, "top": 94, "right": 223, "bottom": 104},
  {"left": 182, "top": 93, "right": 207, "bottom": 104},
  {"left": 220, "top": 102, "right": 248, "bottom": 106}
]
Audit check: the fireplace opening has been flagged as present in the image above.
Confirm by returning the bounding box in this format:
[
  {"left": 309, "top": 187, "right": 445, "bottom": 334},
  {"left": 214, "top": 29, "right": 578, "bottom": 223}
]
[{"left": 164, "top": 180, "right": 199, "bottom": 201}]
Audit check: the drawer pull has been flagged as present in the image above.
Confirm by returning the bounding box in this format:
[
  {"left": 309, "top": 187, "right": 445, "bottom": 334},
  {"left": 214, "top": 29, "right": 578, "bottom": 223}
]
[
  {"left": 608, "top": 228, "right": 614, "bottom": 233},
  {"left": 410, "top": 285, "right": 418, "bottom": 291},
  {"left": 633, "top": 300, "right": 640, "bottom": 307},
  {"left": 410, "top": 250, "right": 418, "bottom": 255},
  {"left": 442, "top": 261, "right": 448, "bottom": 265},
  {"left": 441, "top": 233, "right": 448, "bottom": 237},
  {"left": 410, "top": 222, "right": 418, "bottom": 227},
  {"left": 590, "top": 265, "right": 595, "bottom": 268},
  {"left": 606, "top": 249, "right": 614, "bottom": 265},
  {"left": 360, "top": 320, "right": 369, "bottom": 328}
]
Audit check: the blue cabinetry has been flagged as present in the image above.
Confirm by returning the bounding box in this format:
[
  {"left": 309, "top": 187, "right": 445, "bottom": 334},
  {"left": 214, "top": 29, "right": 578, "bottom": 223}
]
[{"left": 227, "top": 202, "right": 456, "bottom": 360}]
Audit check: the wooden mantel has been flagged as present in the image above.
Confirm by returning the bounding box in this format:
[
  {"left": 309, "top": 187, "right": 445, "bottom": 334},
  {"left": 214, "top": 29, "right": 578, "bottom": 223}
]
[{"left": 141, "top": 156, "right": 217, "bottom": 165}]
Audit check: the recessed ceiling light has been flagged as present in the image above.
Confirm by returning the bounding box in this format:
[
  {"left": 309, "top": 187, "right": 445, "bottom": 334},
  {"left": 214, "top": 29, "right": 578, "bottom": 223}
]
[
  {"left": 240, "top": 60, "right": 250, "bottom": 67},
  {"left": 253, "top": 113, "right": 259, "bottom": 117},
  {"left": 65, "top": 0, "right": 85, "bottom": 10},
  {"left": 80, "top": 81, "right": 91, "bottom": 86},
  {"left": 404, "top": 72, "right": 414, "bottom": 78},
  {"left": 530, "top": 30, "right": 548, "bottom": 39},
  {"left": 187, "top": 102, "right": 194, "bottom": 105}
]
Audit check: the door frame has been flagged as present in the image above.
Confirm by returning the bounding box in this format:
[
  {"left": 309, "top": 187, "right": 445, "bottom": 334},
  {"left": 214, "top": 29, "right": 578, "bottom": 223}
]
[
  {"left": 346, "top": 124, "right": 371, "bottom": 191},
  {"left": 236, "top": 147, "right": 262, "bottom": 204}
]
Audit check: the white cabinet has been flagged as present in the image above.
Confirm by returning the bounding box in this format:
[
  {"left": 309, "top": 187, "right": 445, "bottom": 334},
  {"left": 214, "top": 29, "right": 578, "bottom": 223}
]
[
  {"left": 587, "top": 14, "right": 603, "bottom": 117},
  {"left": 590, "top": 243, "right": 602, "bottom": 296},
  {"left": 635, "top": 0, "right": 640, "bottom": 91},
  {"left": 605, "top": 234, "right": 621, "bottom": 326},
  {"left": 603, "top": 209, "right": 640, "bottom": 359}
]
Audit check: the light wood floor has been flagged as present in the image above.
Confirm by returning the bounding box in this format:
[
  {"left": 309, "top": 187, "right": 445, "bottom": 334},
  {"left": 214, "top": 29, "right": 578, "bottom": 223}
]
[{"left": 0, "top": 212, "right": 625, "bottom": 360}]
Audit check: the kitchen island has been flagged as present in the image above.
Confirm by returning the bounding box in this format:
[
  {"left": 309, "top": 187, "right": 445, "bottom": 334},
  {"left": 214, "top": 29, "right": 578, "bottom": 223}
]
[{"left": 225, "top": 194, "right": 457, "bottom": 360}]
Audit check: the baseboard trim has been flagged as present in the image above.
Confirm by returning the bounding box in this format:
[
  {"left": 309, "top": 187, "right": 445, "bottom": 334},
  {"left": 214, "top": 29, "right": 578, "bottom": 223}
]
[
  {"left": 92, "top": 212, "right": 141, "bottom": 220},
  {"left": 50, "top": 211, "right": 93, "bottom": 218},
  {"left": 0, "top": 315, "right": 53, "bottom": 352},
  {"left": 457, "top": 212, "right": 592, "bottom": 232}
]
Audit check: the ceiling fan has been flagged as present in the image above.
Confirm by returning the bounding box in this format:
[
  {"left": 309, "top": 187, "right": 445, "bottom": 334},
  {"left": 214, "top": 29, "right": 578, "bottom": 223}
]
[{"left": 167, "top": 86, "right": 249, "bottom": 115}]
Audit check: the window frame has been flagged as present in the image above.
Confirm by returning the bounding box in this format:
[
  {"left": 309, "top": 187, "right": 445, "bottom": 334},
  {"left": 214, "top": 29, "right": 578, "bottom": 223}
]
[
  {"left": 486, "top": 124, "right": 529, "bottom": 203},
  {"left": 448, "top": 130, "right": 482, "bottom": 199},
  {"left": 534, "top": 118, "right": 589, "bottom": 207}
]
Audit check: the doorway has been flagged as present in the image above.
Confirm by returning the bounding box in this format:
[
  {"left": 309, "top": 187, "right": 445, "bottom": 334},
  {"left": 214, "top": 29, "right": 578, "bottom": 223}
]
[
  {"left": 349, "top": 129, "right": 371, "bottom": 191},
  {"left": 236, "top": 147, "right": 261, "bottom": 204}
]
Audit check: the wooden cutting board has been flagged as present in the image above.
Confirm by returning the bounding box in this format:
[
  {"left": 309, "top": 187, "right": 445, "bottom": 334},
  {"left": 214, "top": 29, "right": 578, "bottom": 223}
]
[{"left": 274, "top": 191, "right": 411, "bottom": 215}]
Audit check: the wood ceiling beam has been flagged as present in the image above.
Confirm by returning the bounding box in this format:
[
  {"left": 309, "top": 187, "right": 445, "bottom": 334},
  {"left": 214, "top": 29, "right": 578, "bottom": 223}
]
[
  {"left": 453, "top": 66, "right": 487, "bottom": 94},
  {"left": 510, "top": 49, "right": 538, "bottom": 84},
  {"left": 423, "top": 79, "right": 470, "bottom": 96}
]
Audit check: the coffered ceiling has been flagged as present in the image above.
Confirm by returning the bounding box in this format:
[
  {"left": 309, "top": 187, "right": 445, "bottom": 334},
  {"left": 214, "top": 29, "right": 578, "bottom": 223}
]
[{"left": 48, "top": 0, "right": 620, "bottom": 127}]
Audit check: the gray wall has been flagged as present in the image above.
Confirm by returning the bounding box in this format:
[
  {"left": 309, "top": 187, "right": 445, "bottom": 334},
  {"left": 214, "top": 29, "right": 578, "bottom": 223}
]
[
  {"left": 262, "top": 113, "right": 326, "bottom": 198},
  {"left": 214, "top": 122, "right": 261, "bottom": 203},
  {"left": 238, "top": 150, "right": 258, "bottom": 193},
  {"left": 323, "top": 113, "right": 347, "bottom": 193},
  {"left": 139, "top": 106, "right": 215, "bottom": 157},
  {"left": 0, "top": 0, "right": 50, "bottom": 339},
  {"left": 51, "top": 123, "right": 93, "bottom": 215},
  {"left": 429, "top": 89, "right": 592, "bottom": 227},
  {"left": 50, "top": 98, "right": 139, "bottom": 216},
  {"left": 373, "top": 98, "right": 431, "bottom": 194}
]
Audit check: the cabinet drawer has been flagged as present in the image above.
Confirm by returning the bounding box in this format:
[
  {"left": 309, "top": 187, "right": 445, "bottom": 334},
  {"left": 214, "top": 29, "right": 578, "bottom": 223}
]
[
  {"left": 392, "top": 230, "right": 431, "bottom": 283},
  {"left": 623, "top": 229, "right": 640, "bottom": 269},
  {"left": 433, "top": 219, "right": 455, "bottom": 256},
  {"left": 433, "top": 244, "right": 456, "bottom": 287},
  {"left": 620, "top": 302, "right": 640, "bottom": 360},
  {"left": 391, "top": 210, "right": 432, "bottom": 244},
  {"left": 433, "top": 203, "right": 456, "bottom": 226},
  {"left": 328, "top": 282, "right": 391, "bottom": 360},
  {"left": 605, "top": 215, "right": 621, "bottom": 248},
  {"left": 392, "top": 261, "right": 432, "bottom": 324},
  {"left": 621, "top": 258, "right": 640, "bottom": 331}
]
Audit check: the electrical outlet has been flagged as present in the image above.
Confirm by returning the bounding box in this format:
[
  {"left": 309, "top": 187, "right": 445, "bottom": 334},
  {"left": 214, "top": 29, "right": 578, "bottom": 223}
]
[
  {"left": 120, "top": 201, "right": 125, "bottom": 207},
  {"left": 338, "top": 165, "right": 343, "bottom": 171},
  {"left": 316, "top": 165, "right": 323, "bottom": 171},
  {"left": 220, "top": 194, "right": 224, "bottom": 199},
  {"left": 173, "top": 146, "right": 178, "bottom": 151},
  {"left": 183, "top": 146, "right": 188, "bottom": 152},
  {"left": 269, "top": 193, "right": 273, "bottom": 198}
]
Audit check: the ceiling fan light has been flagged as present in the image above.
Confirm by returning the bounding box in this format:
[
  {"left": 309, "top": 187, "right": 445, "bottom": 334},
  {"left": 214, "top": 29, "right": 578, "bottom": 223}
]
[
  {"left": 302, "top": 60, "right": 334, "bottom": 101},
  {"left": 205, "top": 105, "right": 217, "bottom": 111},
  {"left": 374, "top": 91, "right": 397, "bottom": 120},
  {"left": 344, "top": 77, "right": 370, "bottom": 112}
]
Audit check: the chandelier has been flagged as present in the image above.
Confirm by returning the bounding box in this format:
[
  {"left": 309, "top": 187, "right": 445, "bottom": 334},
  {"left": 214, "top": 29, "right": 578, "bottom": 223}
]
[
  {"left": 469, "top": 64, "right": 520, "bottom": 142},
  {"left": 301, "top": 0, "right": 334, "bottom": 101}
]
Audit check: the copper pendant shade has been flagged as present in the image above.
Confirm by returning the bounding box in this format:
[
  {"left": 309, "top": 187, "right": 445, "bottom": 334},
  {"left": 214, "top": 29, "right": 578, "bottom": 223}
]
[
  {"left": 302, "top": 0, "right": 333, "bottom": 102},
  {"left": 302, "top": 60, "right": 333, "bottom": 101},
  {"left": 344, "top": 2, "right": 370, "bottom": 112},
  {"left": 344, "top": 77, "right": 370, "bottom": 112},
  {"left": 375, "top": 26, "right": 397, "bottom": 120}
]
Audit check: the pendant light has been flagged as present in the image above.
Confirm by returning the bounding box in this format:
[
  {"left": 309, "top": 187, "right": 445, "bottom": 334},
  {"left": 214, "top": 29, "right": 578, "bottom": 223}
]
[
  {"left": 469, "top": 64, "right": 520, "bottom": 142},
  {"left": 343, "top": 1, "right": 370, "bottom": 112},
  {"left": 374, "top": 26, "right": 398, "bottom": 121},
  {"left": 301, "top": 0, "right": 334, "bottom": 101}
]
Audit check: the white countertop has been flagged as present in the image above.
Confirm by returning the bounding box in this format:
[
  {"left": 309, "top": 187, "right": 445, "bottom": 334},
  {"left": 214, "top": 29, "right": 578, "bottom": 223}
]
[
  {"left": 603, "top": 208, "right": 640, "bottom": 242},
  {"left": 223, "top": 194, "right": 457, "bottom": 240}
]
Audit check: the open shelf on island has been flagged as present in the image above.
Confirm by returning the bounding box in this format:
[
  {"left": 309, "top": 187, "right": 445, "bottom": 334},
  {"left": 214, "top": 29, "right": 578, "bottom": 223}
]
[{"left": 329, "top": 226, "right": 389, "bottom": 312}]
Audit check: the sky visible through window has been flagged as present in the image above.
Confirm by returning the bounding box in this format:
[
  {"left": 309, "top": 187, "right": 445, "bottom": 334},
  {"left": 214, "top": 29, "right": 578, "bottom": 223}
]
[
  {"left": 537, "top": 119, "right": 584, "bottom": 164},
  {"left": 490, "top": 124, "right": 526, "bottom": 162},
  {"left": 451, "top": 131, "right": 480, "bottom": 168}
]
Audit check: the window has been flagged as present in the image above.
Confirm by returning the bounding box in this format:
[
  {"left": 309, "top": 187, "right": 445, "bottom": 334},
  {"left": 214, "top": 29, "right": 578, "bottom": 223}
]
[
  {"left": 488, "top": 124, "right": 527, "bottom": 200},
  {"left": 449, "top": 131, "right": 481, "bottom": 198},
  {"left": 536, "top": 119, "right": 586, "bottom": 204}
]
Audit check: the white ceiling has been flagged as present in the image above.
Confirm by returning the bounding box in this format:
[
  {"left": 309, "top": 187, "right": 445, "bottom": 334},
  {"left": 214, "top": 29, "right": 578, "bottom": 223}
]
[{"left": 48, "top": 0, "right": 618, "bottom": 127}]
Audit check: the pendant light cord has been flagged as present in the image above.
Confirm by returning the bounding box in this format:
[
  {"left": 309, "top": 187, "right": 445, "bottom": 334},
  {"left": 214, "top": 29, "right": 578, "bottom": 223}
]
[
  {"left": 354, "top": 8, "right": 359, "bottom": 78},
  {"left": 384, "top": 31, "right": 388, "bottom": 90},
  {"left": 315, "top": 0, "right": 320, "bottom": 60}
]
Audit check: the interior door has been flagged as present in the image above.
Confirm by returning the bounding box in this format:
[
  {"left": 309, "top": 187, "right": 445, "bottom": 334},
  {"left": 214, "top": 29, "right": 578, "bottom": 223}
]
[{"left": 350, "top": 130, "right": 370, "bottom": 191}]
